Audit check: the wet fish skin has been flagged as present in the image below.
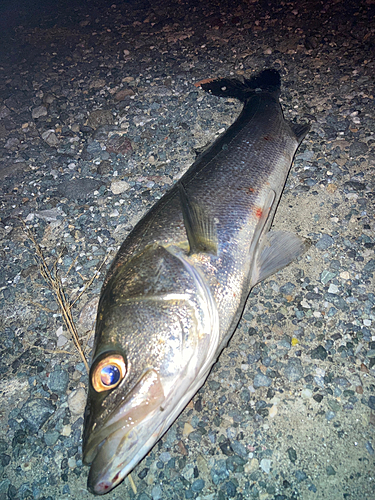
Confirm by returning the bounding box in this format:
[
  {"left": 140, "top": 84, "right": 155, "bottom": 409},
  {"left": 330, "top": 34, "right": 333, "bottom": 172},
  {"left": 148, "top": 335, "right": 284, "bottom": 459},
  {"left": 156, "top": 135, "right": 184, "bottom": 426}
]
[{"left": 83, "top": 69, "right": 310, "bottom": 494}]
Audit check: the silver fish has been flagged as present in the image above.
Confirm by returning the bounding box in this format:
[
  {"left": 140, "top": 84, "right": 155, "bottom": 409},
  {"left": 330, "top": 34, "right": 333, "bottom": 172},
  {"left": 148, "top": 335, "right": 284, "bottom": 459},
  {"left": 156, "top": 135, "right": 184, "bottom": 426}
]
[{"left": 82, "top": 69, "right": 310, "bottom": 495}]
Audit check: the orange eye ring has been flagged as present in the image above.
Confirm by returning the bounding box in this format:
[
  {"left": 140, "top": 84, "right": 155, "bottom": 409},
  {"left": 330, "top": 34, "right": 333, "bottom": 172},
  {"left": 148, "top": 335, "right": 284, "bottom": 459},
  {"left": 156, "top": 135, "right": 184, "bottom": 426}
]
[{"left": 91, "top": 354, "right": 126, "bottom": 393}]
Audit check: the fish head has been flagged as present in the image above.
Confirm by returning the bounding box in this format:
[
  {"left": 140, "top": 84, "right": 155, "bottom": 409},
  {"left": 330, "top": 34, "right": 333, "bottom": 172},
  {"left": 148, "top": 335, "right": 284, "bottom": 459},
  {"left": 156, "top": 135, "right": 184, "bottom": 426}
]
[
  {"left": 82, "top": 353, "right": 166, "bottom": 495},
  {"left": 82, "top": 287, "right": 214, "bottom": 495}
]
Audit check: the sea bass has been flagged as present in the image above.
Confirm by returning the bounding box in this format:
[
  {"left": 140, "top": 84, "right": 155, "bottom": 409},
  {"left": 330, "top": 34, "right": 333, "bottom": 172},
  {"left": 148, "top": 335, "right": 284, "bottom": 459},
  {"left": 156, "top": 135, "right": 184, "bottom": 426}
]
[{"left": 83, "top": 69, "right": 310, "bottom": 494}]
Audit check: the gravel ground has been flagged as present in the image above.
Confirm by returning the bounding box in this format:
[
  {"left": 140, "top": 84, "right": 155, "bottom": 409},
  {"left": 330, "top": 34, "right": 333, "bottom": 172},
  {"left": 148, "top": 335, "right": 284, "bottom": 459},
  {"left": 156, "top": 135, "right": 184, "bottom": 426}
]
[{"left": 1, "top": 0, "right": 374, "bottom": 499}]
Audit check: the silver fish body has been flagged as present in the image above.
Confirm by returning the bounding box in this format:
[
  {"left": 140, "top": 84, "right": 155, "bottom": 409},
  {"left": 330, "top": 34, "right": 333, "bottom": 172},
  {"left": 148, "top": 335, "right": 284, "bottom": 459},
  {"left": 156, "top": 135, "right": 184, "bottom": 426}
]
[{"left": 83, "top": 69, "right": 310, "bottom": 494}]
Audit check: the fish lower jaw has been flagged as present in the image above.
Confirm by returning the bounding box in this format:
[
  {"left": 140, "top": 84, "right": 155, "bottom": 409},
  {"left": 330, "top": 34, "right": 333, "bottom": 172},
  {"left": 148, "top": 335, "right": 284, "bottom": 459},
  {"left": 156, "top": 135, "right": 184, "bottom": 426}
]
[
  {"left": 88, "top": 479, "right": 115, "bottom": 496},
  {"left": 87, "top": 424, "right": 164, "bottom": 495}
]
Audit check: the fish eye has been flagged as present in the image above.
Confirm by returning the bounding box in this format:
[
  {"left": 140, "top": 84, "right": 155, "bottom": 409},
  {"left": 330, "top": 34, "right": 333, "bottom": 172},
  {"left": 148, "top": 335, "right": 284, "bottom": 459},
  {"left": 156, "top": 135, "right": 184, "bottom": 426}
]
[{"left": 91, "top": 354, "right": 126, "bottom": 392}]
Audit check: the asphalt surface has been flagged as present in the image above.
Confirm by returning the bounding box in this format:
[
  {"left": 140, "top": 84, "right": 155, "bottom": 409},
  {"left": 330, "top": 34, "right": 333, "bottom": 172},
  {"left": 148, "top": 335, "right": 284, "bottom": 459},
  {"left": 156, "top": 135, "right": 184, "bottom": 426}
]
[{"left": 0, "top": 0, "right": 374, "bottom": 499}]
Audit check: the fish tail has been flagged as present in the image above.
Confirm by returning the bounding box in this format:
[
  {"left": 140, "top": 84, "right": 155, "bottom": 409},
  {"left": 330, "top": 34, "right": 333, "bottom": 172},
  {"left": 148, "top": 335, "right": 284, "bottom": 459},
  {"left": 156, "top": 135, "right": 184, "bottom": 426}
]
[{"left": 199, "top": 69, "right": 281, "bottom": 102}]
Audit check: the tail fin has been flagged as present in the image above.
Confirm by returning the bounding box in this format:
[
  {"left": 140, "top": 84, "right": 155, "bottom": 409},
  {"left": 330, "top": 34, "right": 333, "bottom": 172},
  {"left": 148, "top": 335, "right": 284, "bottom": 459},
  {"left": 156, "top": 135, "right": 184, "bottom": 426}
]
[{"left": 200, "top": 69, "right": 281, "bottom": 102}]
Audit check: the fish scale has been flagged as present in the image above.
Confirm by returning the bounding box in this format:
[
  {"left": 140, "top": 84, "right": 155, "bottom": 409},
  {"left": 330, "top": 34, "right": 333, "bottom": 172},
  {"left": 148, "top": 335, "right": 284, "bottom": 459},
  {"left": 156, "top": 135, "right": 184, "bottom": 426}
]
[{"left": 83, "top": 68, "right": 311, "bottom": 495}]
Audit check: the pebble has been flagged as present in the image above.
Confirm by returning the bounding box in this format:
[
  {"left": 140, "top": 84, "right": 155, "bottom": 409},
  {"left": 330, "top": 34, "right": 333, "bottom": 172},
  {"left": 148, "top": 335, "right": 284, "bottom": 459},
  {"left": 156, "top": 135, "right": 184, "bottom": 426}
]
[
  {"left": 269, "top": 405, "right": 278, "bottom": 417},
  {"left": 20, "top": 399, "right": 55, "bottom": 433},
  {"left": 32, "top": 105, "right": 48, "bottom": 119},
  {"left": 328, "top": 283, "right": 339, "bottom": 294},
  {"left": 111, "top": 180, "right": 130, "bottom": 194},
  {"left": 316, "top": 234, "right": 334, "bottom": 250},
  {"left": 301, "top": 388, "right": 313, "bottom": 399},
  {"left": 310, "top": 345, "right": 328, "bottom": 360},
  {"left": 47, "top": 369, "right": 69, "bottom": 395},
  {"left": 295, "top": 470, "right": 307, "bottom": 482},
  {"left": 287, "top": 447, "right": 297, "bottom": 463},
  {"left": 284, "top": 358, "right": 304, "bottom": 382},
  {"left": 253, "top": 373, "right": 272, "bottom": 388},
  {"left": 260, "top": 458, "right": 271, "bottom": 474},
  {"left": 67, "top": 387, "right": 86, "bottom": 415},
  {"left": 320, "top": 270, "right": 336, "bottom": 284},
  {"left": 41, "top": 130, "right": 59, "bottom": 146},
  {"left": 326, "top": 465, "right": 336, "bottom": 476},
  {"left": 191, "top": 479, "right": 205, "bottom": 492}
]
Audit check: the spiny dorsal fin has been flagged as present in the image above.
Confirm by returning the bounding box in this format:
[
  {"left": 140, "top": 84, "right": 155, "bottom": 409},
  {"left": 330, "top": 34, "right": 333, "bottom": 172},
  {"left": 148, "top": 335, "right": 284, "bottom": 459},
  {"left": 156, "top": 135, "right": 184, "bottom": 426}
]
[
  {"left": 178, "top": 182, "right": 218, "bottom": 256},
  {"left": 290, "top": 123, "right": 310, "bottom": 144}
]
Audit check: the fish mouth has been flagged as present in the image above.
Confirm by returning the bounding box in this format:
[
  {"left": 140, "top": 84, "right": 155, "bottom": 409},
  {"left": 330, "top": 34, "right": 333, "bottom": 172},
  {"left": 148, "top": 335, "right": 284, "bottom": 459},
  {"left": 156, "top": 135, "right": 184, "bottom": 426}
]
[{"left": 83, "top": 369, "right": 166, "bottom": 495}]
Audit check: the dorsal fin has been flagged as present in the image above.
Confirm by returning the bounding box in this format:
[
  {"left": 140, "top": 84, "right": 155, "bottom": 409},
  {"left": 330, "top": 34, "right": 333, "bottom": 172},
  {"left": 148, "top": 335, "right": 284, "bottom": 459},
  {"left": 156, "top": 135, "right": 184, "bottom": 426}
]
[{"left": 290, "top": 123, "right": 310, "bottom": 144}]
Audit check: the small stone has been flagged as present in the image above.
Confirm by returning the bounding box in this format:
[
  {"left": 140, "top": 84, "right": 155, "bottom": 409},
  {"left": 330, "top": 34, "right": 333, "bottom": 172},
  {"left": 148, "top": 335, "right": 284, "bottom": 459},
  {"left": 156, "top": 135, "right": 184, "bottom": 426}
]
[
  {"left": 106, "top": 136, "right": 132, "bottom": 155},
  {"left": 260, "top": 458, "right": 271, "bottom": 474},
  {"left": 280, "top": 282, "right": 295, "bottom": 294},
  {"left": 269, "top": 405, "right": 277, "bottom": 417},
  {"left": 151, "top": 484, "right": 163, "bottom": 500},
  {"left": 89, "top": 79, "right": 106, "bottom": 89},
  {"left": 245, "top": 458, "right": 259, "bottom": 473},
  {"left": 191, "top": 479, "right": 205, "bottom": 492},
  {"left": 313, "top": 394, "right": 323, "bottom": 403},
  {"left": 56, "top": 326, "right": 68, "bottom": 347},
  {"left": 41, "top": 129, "right": 59, "bottom": 146},
  {"left": 114, "top": 88, "right": 135, "bottom": 101},
  {"left": 316, "top": 234, "right": 334, "bottom": 251},
  {"left": 365, "top": 441, "right": 374, "bottom": 455},
  {"left": 320, "top": 270, "right": 336, "bottom": 284},
  {"left": 32, "top": 105, "right": 48, "bottom": 119},
  {"left": 56, "top": 178, "right": 102, "bottom": 200},
  {"left": 287, "top": 447, "right": 297, "bottom": 463},
  {"left": 301, "top": 298, "right": 310, "bottom": 308},
  {"left": 328, "top": 283, "right": 339, "bottom": 294},
  {"left": 78, "top": 297, "right": 99, "bottom": 332},
  {"left": 364, "top": 259, "right": 375, "bottom": 273},
  {"left": 310, "top": 345, "right": 327, "bottom": 360},
  {"left": 340, "top": 271, "right": 350, "bottom": 280},
  {"left": 295, "top": 470, "right": 307, "bottom": 482},
  {"left": 20, "top": 398, "right": 55, "bottom": 433},
  {"left": 61, "top": 424, "right": 71, "bottom": 437},
  {"left": 301, "top": 388, "right": 313, "bottom": 399},
  {"left": 349, "top": 141, "right": 368, "bottom": 157},
  {"left": 328, "top": 399, "right": 341, "bottom": 412},
  {"left": 224, "top": 480, "right": 237, "bottom": 497},
  {"left": 326, "top": 411, "right": 335, "bottom": 421},
  {"left": 368, "top": 396, "right": 375, "bottom": 410},
  {"left": 67, "top": 387, "right": 86, "bottom": 415},
  {"left": 44, "top": 431, "right": 60, "bottom": 446},
  {"left": 87, "top": 109, "right": 114, "bottom": 129},
  {"left": 284, "top": 358, "right": 304, "bottom": 382},
  {"left": 47, "top": 369, "right": 69, "bottom": 395},
  {"left": 111, "top": 180, "right": 130, "bottom": 194},
  {"left": 231, "top": 440, "right": 248, "bottom": 458},
  {"left": 326, "top": 465, "right": 336, "bottom": 476},
  {"left": 253, "top": 373, "right": 272, "bottom": 388},
  {"left": 210, "top": 459, "right": 229, "bottom": 485},
  {"left": 183, "top": 423, "right": 194, "bottom": 437}
]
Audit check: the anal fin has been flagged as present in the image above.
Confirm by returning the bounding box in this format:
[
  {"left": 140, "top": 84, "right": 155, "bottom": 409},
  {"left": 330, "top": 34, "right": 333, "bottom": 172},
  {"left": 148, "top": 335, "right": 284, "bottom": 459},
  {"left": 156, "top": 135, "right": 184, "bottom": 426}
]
[
  {"left": 178, "top": 182, "right": 218, "bottom": 255},
  {"left": 251, "top": 230, "right": 311, "bottom": 286}
]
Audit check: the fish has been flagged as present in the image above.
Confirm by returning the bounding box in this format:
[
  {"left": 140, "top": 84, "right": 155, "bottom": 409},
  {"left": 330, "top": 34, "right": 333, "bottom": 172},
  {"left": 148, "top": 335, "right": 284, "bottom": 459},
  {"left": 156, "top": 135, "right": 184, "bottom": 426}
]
[{"left": 82, "top": 68, "right": 310, "bottom": 495}]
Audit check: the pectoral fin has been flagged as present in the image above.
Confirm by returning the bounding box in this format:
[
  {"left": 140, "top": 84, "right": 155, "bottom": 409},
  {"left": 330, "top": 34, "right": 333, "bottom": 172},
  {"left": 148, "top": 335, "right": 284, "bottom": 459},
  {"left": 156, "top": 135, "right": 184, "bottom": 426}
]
[
  {"left": 178, "top": 182, "right": 218, "bottom": 255},
  {"left": 251, "top": 230, "right": 310, "bottom": 286}
]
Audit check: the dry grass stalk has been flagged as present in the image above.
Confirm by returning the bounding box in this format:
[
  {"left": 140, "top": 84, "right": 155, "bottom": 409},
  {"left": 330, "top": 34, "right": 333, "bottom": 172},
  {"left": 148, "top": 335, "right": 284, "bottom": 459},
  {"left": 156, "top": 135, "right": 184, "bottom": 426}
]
[{"left": 24, "top": 223, "right": 89, "bottom": 373}]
